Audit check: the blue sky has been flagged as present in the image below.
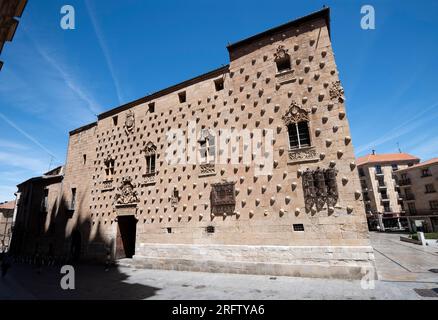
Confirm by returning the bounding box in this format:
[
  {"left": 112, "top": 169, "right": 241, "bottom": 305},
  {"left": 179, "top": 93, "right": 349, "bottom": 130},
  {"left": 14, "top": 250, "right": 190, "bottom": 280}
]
[{"left": 0, "top": 0, "right": 437, "bottom": 201}]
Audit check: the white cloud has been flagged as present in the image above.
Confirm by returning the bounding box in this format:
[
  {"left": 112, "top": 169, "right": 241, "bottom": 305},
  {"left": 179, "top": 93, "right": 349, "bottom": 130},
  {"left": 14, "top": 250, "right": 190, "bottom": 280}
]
[
  {"left": 0, "top": 139, "right": 29, "bottom": 150},
  {"left": 0, "top": 151, "right": 48, "bottom": 174}
]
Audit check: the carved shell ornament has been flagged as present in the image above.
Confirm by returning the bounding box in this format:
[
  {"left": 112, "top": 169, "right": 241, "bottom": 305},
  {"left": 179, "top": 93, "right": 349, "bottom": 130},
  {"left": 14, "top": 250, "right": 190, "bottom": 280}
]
[
  {"left": 282, "top": 101, "right": 310, "bottom": 125},
  {"left": 124, "top": 110, "right": 135, "bottom": 134},
  {"left": 329, "top": 80, "right": 345, "bottom": 103},
  {"left": 274, "top": 45, "right": 289, "bottom": 61}
]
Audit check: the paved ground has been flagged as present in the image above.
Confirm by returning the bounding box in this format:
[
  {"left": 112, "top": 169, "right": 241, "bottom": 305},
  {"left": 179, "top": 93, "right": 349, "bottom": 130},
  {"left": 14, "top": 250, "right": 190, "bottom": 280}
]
[{"left": 1, "top": 232, "right": 437, "bottom": 299}]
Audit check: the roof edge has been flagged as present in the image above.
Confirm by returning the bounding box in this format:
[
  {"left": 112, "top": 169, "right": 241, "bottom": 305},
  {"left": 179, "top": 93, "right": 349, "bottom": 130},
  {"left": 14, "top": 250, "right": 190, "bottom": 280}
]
[
  {"left": 227, "top": 7, "right": 330, "bottom": 52},
  {"left": 97, "top": 65, "right": 229, "bottom": 121}
]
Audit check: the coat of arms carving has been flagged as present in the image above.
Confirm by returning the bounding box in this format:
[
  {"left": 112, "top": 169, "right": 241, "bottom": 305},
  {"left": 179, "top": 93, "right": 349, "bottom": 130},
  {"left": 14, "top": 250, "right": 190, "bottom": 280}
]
[
  {"left": 114, "top": 176, "right": 139, "bottom": 205},
  {"left": 124, "top": 110, "right": 135, "bottom": 134},
  {"left": 329, "top": 80, "right": 345, "bottom": 103}
]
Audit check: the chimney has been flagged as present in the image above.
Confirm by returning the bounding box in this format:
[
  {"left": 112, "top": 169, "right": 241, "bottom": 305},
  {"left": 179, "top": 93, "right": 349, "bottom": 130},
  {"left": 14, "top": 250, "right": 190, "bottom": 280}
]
[{"left": 372, "top": 149, "right": 376, "bottom": 155}]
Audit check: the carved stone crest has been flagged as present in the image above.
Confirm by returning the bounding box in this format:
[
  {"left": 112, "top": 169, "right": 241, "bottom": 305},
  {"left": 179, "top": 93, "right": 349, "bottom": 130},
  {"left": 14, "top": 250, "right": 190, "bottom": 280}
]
[
  {"left": 274, "top": 45, "right": 289, "bottom": 61},
  {"left": 114, "top": 176, "right": 139, "bottom": 205},
  {"left": 329, "top": 80, "right": 345, "bottom": 103},
  {"left": 124, "top": 110, "right": 135, "bottom": 134},
  {"left": 302, "top": 168, "right": 338, "bottom": 213},
  {"left": 282, "top": 101, "right": 309, "bottom": 125}
]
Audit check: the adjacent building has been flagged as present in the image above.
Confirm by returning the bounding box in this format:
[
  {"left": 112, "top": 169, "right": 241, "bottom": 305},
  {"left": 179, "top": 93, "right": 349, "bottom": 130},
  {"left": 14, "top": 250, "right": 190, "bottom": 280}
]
[
  {"left": 10, "top": 166, "right": 64, "bottom": 257},
  {"left": 10, "top": 8, "right": 376, "bottom": 279},
  {"left": 0, "top": 200, "right": 15, "bottom": 251},
  {"left": 393, "top": 158, "right": 438, "bottom": 233},
  {"left": 0, "top": 0, "right": 27, "bottom": 71},
  {"left": 357, "top": 152, "right": 420, "bottom": 231}
]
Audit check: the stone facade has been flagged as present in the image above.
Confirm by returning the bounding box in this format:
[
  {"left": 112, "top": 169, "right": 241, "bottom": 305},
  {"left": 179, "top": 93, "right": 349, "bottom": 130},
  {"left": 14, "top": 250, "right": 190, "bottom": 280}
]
[
  {"left": 356, "top": 152, "right": 420, "bottom": 231},
  {"left": 10, "top": 166, "right": 64, "bottom": 257},
  {"left": 11, "top": 8, "right": 376, "bottom": 279},
  {"left": 393, "top": 158, "right": 438, "bottom": 233}
]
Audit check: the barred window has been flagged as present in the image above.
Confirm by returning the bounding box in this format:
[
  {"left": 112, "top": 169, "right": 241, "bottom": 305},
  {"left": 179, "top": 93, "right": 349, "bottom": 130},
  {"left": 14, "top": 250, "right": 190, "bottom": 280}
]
[{"left": 288, "top": 121, "right": 310, "bottom": 149}]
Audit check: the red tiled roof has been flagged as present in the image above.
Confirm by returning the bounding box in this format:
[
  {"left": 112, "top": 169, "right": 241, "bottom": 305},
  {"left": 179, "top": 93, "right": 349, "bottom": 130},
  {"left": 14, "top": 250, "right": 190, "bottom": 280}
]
[
  {"left": 0, "top": 200, "right": 15, "bottom": 210},
  {"left": 356, "top": 153, "right": 420, "bottom": 166},
  {"left": 396, "top": 157, "right": 438, "bottom": 172}
]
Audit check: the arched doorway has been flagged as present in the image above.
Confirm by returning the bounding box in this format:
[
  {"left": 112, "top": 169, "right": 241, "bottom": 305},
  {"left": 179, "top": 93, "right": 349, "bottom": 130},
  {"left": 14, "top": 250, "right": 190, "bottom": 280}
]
[{"left": 115, "top": 215, "right": 137, "bottom": 259}]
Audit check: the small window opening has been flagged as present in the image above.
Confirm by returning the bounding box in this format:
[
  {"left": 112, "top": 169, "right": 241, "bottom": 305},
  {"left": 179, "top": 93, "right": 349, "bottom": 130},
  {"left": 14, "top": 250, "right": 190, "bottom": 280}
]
[
  {"left": 112, "top": 116, "right": 118, "bottom": 126},
  {"left": 214, "top": 78, "right": 224, "bottom": 91},
  {"left": 293, "top": 224, "right": 304, "bottom": 232},
  {"left": 167, "top": 227, "right": 172, "bottom": 234},
  {"left": 148, "top": 102, "right": 155, "bottom": 113},
  {"left": 276, "top": 56, "right": 291, "bottom": 72},
  {"left": 206, "top": 225, "right": 215, "bottom": 233},
  {"left": 83, "top": 154, "right": 87, "bottom": 165},
  {"left": 178, "top": 91, "right": 186, "bottom": 103}
]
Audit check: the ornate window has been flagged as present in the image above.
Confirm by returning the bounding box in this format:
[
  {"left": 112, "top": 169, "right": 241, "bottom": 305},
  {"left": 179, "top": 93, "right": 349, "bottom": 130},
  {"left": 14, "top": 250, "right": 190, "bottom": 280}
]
[
  {"left": 210, "top": 181, "right": 236, "bottom": 215},
  {"left": 170, "top": 187, "right": 179, "bottom": 207},
  {"left": 302, "top": 167, "right": 338, "bottom": 213},
  {"left": 198, "top": 128, "right": 216, "bottom": 164},
  {"left": 274, "top": 45, "right": 291, "bottom": 73},
  {"left": 104, "top": 154, "right": 115, "bottom": 178},
  {"left": 282, "top": 101, "right": 311, "bottom": 150},
  {"left": 142, "top": 142, "right": 157, "bottom": 185}
]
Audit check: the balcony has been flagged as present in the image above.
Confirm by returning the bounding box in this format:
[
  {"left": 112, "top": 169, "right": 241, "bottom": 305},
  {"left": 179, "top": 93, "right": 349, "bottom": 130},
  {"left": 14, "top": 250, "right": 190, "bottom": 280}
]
[
  {"left": 402, "top": 194, "right": 415, "bottom": 201},
  {"left": 380, "top": 195, "right": 390, "bottom": 203},
  {"left": 375, "top": 171, "right": 384, "bottom": 177},
  {"left": 378, "top": 183, "right": 387, "bottom": 189},
  {"left": 399, "top": 179, "right": 411, "bottom": 186}
]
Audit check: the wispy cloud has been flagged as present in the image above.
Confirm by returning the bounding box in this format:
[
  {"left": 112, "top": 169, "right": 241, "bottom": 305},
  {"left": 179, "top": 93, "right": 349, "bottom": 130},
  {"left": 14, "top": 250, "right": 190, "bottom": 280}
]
[
  {"left": 409, "top": 136, "right": 438, "bottom": 160},
  {"left": 0, "top": 151, "right": 48, "bottom": 174},
  {"left": 85, "top": 0, "right": 124, "bottom": 105},
  {"left": 356, "top": 101, "right": 438, "bottom": 154},
  {"left": 0, "top": 112, "right": 56, "bottom": 158},
  {"left": 21, "top": 26, "right": 102, "bottom": 117},
  {"left": 0, "top": 139, "right": 29, "bottom": 150}
]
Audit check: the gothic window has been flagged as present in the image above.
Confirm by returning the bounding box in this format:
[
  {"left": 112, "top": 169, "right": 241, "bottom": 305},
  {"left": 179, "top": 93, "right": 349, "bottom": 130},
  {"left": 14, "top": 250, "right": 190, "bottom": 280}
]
[
  {"left": 198, "top": 129, "right": 215, "bottom": 164},
  {"left": 143, "top": 142, "right": 157, "bottom": 175},
  {"left": 274, "top": 45, "right": 291, "bottom": 72},
  {"left": 104, "top": 154, "right": 115, "bottom": 179},
  {"left": 282, "top": 101, "right": 311, "bottom": 150}
]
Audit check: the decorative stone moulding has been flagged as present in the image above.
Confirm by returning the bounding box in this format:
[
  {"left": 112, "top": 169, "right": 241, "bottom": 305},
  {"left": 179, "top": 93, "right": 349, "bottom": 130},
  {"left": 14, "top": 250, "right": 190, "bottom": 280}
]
[
  {"left": 102, "top": 179, "right": 114, "bottom": 191},
  {"left": 199, "top": 163, "right": 216, "bottom": 177},
  {"left": 143, "top": 172, "right": 157, "bottom": 185},
  {"left": 275, "top": 69, "right": 295, "bottom": 85},
  {"left": 288, "top": 147, "right": 319, "bottom": 165}
]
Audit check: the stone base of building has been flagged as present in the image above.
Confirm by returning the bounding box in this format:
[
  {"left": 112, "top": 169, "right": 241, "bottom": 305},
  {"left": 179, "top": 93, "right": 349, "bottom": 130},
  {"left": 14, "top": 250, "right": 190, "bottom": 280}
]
[{"left": 118, "top": 243, "right": 377, "bottom": 280}]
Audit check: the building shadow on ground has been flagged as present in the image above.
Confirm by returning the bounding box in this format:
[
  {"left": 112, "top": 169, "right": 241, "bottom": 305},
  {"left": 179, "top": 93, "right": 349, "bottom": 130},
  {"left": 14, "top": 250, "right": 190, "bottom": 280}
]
[{"left": 8, "top": 193, "right": 160, "bottom": 299}]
